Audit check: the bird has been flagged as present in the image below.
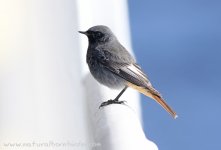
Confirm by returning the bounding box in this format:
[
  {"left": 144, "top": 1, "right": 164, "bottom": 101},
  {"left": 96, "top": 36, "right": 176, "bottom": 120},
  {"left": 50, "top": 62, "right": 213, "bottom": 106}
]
[{"left": 79, "top": 25, "right": 177, "bottom": 119}]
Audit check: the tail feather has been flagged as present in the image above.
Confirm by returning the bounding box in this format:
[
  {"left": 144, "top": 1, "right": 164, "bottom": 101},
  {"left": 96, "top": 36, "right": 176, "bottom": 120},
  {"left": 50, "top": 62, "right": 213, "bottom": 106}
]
[
  {"left": 126, "top": 82, "right": 178, "bottom": 119},
  {"left": 151, "top": 94, "right": 178, "bottom": 119}
]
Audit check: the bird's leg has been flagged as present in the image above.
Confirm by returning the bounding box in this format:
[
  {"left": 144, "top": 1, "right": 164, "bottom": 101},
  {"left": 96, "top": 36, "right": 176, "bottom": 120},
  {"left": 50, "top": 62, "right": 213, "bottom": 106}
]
[
  {"left": 99, "top": 86, "right": 128, "bottom": 108},
  {"left": 113, "top": 86, "right": 128, "bottom": 101}
]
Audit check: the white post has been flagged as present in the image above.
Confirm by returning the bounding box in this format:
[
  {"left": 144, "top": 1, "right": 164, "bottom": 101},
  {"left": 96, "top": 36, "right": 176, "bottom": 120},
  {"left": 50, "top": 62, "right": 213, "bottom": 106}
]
[
  {"left": 0, "top": 0, "right": 90, "bottom": 150},
  {"left": 77, "top": 0, "right": 158, "bottom": 149}
]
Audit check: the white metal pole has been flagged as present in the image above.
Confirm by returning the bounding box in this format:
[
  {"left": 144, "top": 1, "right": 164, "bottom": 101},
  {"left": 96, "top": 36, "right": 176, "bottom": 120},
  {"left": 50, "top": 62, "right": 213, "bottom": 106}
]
[
  {"left": 77, "top": 0, "right": 158, "bottom": 149},
  {"left": 0, "top": 0, "right": 91, "bottom": 150}
]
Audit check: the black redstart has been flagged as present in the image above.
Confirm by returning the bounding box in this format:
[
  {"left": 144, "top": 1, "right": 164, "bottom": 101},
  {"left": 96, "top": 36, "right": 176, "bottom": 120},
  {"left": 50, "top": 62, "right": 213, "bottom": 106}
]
[{"left": 79, "top": 25, "right": 177, "bottom": 119}]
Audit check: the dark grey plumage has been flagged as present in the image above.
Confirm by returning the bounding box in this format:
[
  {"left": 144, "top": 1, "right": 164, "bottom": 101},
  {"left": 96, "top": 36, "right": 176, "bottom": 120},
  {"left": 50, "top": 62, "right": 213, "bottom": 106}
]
[{"left": 79, "top": 25, "right": 177, "bottom": 118}]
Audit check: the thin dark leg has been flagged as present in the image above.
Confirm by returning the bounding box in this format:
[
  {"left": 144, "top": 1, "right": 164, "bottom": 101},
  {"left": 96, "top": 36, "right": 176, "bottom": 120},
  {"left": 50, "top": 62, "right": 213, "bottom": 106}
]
[
  {"left": 114, "top": 86, "right": 128, "bottom": 101},
  {"left": 99, "top": 86, "right": 128, "bottom": 108}
]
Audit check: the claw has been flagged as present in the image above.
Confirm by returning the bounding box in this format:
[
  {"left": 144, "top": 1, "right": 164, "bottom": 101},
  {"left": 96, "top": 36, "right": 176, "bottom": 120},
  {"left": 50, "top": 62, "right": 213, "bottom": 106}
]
[{"left": 99, "top": 100, "right": 127, "bottom": 108}]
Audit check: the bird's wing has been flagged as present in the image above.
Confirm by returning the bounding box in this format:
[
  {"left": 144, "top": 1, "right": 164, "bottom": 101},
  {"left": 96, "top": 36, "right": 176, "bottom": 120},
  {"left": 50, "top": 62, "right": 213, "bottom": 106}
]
[
  {"left": 96, "top": 47, "right": 159, "bottom": 95},
  {"left": 109, "top": 62, "right": 162, "bottom": 97}
]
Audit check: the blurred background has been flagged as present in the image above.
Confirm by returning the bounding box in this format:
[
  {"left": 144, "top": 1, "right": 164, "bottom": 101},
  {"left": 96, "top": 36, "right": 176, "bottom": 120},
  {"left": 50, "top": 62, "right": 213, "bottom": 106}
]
[{"left": 128, "top": 0, "right": 221, "bottom": 150}]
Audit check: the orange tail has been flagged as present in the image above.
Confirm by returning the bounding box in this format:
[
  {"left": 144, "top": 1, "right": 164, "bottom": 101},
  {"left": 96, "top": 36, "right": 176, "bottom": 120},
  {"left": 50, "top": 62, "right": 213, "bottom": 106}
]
[
  {"left": 150, "top": 94, "right": 178, "bottom": 119},
  {"left": 126, "top": 82, "right": 178, "bottom": 119}
]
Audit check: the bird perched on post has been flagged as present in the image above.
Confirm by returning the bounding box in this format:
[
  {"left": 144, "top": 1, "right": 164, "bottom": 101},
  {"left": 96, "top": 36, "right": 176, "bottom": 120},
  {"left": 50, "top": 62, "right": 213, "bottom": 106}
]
[{"left": 79, "top": 25, "right": 177, "bottom": 119}]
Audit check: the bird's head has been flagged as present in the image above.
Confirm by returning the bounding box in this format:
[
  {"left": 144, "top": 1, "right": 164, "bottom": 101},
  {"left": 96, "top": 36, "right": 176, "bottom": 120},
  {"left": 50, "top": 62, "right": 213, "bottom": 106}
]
[{"left": 79, "top": 25, "right": 116, "bottom": 44}]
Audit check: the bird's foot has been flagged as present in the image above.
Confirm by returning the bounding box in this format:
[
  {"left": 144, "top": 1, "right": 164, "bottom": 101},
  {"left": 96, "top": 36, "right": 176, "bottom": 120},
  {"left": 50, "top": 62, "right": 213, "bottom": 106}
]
[{"left": 99, "top": 99, "right": 127, "bottom": 108}]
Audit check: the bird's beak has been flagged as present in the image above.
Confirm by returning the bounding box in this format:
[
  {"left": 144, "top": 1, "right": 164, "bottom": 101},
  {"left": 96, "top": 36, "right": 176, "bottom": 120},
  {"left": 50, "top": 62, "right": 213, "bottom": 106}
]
[{"left": 78, "top": 31, "right": 87, "bottom": 35}]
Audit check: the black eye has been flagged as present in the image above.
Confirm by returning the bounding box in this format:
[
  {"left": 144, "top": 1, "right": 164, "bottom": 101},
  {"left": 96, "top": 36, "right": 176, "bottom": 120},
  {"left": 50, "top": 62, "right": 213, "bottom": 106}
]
[{"left": 95, "top": 32, "right": 103, "bottom": 38}]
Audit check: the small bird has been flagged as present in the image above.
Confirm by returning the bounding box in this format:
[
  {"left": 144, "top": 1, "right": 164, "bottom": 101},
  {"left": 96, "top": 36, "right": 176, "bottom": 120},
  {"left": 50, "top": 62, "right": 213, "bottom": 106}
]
[{"left": 79, "top": 25, "right": 177, "bottom": 119}]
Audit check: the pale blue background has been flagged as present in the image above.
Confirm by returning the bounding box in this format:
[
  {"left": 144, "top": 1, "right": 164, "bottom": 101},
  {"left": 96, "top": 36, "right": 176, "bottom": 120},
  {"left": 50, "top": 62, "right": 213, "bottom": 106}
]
[{"left": 128, "top": 0, "right": 221, "bottom": 149}]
